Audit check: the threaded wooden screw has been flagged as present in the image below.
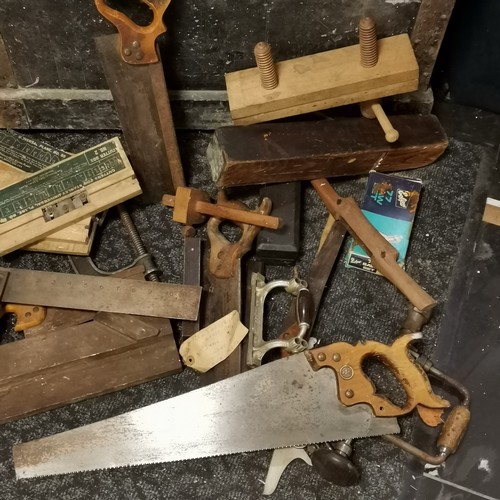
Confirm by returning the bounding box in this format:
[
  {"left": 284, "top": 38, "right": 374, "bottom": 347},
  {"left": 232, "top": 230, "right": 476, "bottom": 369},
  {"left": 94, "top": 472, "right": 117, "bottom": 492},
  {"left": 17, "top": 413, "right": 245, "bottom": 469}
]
[
  {"left": 359, "top": 17, "right": 378, "bottom": 68},
  {"left": 254, "top": 42, "right": 279, "bottom": 90}
]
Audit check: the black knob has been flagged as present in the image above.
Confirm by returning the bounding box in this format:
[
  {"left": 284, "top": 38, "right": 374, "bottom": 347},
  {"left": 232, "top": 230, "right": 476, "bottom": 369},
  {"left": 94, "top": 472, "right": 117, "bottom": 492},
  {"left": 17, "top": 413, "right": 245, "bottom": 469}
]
[
  {"left": 310, "top": 448, "right": 360, "bottom": 486},
  {"left": 295, "top": 288, "right": 313, "bottom": 327}
]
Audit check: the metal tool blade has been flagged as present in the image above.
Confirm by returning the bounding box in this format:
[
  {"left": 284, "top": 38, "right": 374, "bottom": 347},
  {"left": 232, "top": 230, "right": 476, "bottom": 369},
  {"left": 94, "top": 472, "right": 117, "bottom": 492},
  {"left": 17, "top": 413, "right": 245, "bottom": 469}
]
[
  {"left": 13, "top": 353, "right": 399, "bottom": 479},
  {"left": 0, "top": 267, "right": 201, "bottom": 320}
]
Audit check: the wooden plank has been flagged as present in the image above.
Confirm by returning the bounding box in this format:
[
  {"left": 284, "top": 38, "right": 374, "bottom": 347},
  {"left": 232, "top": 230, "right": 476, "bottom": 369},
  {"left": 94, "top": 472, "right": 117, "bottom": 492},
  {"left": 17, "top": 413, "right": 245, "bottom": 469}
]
[
  {"left": 95, "top": 34, "right": 180, "bottom": 202},
  {"left": 0, "top": 89, "right": 231, "bottom": 130},
  {"left": 208, "top": 115, "right": 448, "bottom": 188},
  {"left": 0, "top": 319, "right": 181, "bottom": 424},
  {"left": 411, "top": 0, "right": 456, "bottom": 89},
  {"left": 0, "top": 137, "right": 141, "bottom": 256},
  {"left": 225, "top": 34, "right": 418, "bottom": 125},
  {"left": 483, "top": 198, "right": 500, "bottom": 227},
  {"left": 23, "top": 218, "right": 96, "bottom": 255}
]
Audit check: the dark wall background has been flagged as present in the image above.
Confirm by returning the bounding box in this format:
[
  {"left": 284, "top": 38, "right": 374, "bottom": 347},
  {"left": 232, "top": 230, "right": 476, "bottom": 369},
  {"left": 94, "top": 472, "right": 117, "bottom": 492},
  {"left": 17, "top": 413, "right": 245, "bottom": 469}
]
[
  {"left": 433, "top": 0, "right": 500, "bottom": 113},
  {"left": 0, "top": 0, "right": 420, "bottom": 91}
]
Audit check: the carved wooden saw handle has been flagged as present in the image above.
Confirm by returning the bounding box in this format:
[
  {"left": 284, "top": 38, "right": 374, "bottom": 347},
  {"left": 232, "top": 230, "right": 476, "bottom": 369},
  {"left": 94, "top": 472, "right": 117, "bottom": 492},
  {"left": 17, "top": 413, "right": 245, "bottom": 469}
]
[
  {"left": 95, "top": 0, "right": 171, "bottom": 64},
  {"left": 307, "top": 333, "right": 450, "bottom": 420}
]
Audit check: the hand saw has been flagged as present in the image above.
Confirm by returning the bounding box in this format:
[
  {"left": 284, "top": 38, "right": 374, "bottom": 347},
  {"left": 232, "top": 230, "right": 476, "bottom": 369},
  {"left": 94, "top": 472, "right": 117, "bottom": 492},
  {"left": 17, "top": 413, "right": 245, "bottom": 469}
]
[{"left": 13, "top": 333, "right": 449, "bottom": 479}]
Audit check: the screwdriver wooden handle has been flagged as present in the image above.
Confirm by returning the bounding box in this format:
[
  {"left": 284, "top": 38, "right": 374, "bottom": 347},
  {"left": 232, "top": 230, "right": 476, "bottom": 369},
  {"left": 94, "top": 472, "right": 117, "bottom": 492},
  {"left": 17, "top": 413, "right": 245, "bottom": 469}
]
[{"left": 311, "top": 178, "right": 436, "bottom": 313}]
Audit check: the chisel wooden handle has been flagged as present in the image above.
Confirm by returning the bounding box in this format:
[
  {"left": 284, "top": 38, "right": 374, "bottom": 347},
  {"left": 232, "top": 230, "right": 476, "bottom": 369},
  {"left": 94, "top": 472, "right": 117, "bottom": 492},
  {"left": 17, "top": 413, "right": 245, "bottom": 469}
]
[{"left": 311, "top": 178, "right": 436, "bottom": 313}]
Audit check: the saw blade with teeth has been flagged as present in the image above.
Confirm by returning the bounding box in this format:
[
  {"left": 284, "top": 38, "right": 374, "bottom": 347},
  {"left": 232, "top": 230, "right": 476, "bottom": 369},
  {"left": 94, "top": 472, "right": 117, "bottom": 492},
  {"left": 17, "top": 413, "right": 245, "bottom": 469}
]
[{"left": 13, "top": 353, "right": 399, "bottom": 479}]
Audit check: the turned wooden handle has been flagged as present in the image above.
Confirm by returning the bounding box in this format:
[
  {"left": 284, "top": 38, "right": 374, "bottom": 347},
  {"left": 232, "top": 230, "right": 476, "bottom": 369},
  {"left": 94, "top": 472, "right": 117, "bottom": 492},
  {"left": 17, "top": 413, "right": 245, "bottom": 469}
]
[
  {"left": 196, "top": 201, "right": 281, "bottom": 229},
  {"left": 360, "top": 100, "right": 399, "bottom": 143},
  {"left": 311, "top": 178, "right": 436, "bottom": 313}
]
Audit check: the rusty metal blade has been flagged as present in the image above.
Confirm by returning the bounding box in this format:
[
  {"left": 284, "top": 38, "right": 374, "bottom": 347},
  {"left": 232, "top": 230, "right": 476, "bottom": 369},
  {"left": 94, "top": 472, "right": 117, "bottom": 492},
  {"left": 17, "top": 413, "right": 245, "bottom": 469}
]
[
  {"left": 0, "top": 267, "right": 201, "bottom": 320},
  {"left": 13, "top": 353, "right": 399, "bottom": 479}
]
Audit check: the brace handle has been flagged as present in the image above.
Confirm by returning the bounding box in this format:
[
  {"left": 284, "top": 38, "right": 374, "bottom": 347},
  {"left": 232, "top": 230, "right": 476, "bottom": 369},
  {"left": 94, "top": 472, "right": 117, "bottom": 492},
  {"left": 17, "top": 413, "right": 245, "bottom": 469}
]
[{"left": 311, "top": 178, "right": 436, "bottom": 313}]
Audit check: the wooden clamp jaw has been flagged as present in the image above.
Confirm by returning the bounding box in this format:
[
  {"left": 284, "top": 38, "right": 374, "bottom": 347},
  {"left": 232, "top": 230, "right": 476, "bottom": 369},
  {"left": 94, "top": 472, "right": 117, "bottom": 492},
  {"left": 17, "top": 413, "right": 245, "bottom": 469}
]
[
  {"left": 207, "top": 195, "right": 273, "bottom": 279},
  {"left": 94, "top": 0, "right": 171, "bottom": 64},
  {"left": 307, "top": 333, "right": 450, "bottom": 425}
]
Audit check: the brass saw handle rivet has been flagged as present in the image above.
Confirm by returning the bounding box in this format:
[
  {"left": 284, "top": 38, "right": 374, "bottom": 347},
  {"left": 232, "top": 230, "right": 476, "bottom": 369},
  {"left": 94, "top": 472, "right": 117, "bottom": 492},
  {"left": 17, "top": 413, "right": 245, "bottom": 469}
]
[
  {"left": 345, "top": 389, "right": 354, "bottom": 398},
  {"left": 340, "top": 365, "right": 354, "bottom": 380},
  {"left": 317, "top": 352, "right": 326, "bottom": 362},
  {"left": 332, "top": 353, "right": 341, "bottom": 362}
]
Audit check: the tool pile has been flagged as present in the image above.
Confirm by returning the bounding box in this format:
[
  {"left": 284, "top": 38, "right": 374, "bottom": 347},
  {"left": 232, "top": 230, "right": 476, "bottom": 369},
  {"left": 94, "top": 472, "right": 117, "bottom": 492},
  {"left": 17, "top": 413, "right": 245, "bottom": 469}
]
[{"left": 0, "top": 3, "right": 473, "bottom": 498}]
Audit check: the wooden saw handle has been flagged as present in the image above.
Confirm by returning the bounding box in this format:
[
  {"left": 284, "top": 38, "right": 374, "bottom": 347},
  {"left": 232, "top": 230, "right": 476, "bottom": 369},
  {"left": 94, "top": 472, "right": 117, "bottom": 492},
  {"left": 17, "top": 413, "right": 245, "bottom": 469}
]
[
  {"left": 307, "top": 333, "right": 450, "bottom": 420},
  {"left": 3, "top": 304, "right": 47, "bottom": 331},
  {"left": 94, "top": 0, "right": 171, "bottom": 64}
]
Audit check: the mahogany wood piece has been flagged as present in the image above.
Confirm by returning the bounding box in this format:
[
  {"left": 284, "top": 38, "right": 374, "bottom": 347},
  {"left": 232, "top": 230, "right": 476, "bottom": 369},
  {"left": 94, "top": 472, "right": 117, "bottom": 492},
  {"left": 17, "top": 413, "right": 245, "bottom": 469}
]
[
  {"left": 207, "top": 115, "right": 448, "bottom": 188},
  {"left": 0, "top": 315, "right": 181, "bottom": 424}
]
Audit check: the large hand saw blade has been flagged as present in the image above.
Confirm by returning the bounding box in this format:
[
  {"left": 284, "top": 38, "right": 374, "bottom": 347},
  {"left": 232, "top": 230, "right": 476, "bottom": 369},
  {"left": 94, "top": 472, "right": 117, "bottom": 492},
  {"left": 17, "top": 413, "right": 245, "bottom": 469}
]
[{"left": 13, "top": 353, "right": 399, "bottom": 479}]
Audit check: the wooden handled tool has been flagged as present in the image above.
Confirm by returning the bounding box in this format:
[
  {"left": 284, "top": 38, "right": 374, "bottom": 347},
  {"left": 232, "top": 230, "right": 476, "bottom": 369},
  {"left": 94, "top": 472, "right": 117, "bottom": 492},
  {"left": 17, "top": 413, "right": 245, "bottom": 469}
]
[
  {"left": 309, "top": 333, "right": 449, "bottom": 420},
  {"left": 163, "top": 187, "right": 281, "bottom": 230},
  {"left": 94, "top": 0, "right": 185, "bottom": 202},
  {"left": 311, "top": 178, "right": 436, "bottom": 313},
  {"left": 360, "top": 100, "right": 399, "bottom": 143}
]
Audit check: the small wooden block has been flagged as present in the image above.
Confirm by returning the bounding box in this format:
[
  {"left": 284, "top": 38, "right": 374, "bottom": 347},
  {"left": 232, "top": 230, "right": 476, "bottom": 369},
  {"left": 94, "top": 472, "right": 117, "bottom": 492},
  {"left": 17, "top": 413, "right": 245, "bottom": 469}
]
[
  {"left": 172, "top": 186, "right": 210, "bottom": 225},
  {"left": 225, "top": 34, "right": 418, "bottom": 125},
  {"left": 0, "top": 137, "right": 142, "bottom": 257},
  {"left": 483, "top": 198, "right": 500, "bottom": 227},
  {"left": 208, "top": 115, "right": 448, "bottom": 188},
  {"left": 23, "top": 217, "right": 96, "bottom": 255}
]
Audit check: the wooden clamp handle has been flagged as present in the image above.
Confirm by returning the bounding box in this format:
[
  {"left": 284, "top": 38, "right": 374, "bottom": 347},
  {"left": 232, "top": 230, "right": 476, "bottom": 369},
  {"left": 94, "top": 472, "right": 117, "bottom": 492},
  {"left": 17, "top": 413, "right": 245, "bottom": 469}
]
[
  {"left": 94, "top": 0, "right": 171, "bottom": 64},
  {"left": 163, "top": 187, "right": 281, "bottom": 230},
  {"left": 311, "top": 178, "right": 436, "bottom": 313},
  {"left": 360, "top": 100, "right": 399, "bottom": 143},
  {"left": 307, "top": 333, "right": 450, "bottom": 419}
]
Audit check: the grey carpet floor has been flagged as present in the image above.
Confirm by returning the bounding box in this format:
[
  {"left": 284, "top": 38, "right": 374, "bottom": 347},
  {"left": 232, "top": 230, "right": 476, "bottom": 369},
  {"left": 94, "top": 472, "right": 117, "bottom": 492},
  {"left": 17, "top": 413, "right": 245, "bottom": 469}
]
[{"left": 0, "top": 131, "right": 483, "bottom": 499}]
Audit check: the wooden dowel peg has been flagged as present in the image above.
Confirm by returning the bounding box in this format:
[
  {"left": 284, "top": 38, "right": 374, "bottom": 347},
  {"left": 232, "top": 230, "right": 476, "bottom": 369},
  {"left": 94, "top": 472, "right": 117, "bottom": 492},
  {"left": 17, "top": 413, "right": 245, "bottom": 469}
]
[
  {"left": 360, "top": 100, "right": 399, "bottom": 143},
  {"left": 163, "top": 187, "right": 281, "bottom": 230}
]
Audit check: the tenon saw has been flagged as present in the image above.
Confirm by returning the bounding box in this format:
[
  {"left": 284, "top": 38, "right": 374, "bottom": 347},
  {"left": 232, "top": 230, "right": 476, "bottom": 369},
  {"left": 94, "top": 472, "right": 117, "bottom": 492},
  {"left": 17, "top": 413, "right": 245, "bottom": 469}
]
[{"left": 13, "top": 333, "right": 450, "bottom": 479}]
